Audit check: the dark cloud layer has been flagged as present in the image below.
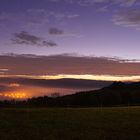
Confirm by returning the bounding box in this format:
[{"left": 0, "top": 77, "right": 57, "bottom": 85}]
[
  {"left": 0, "top": 54, "right": 139, "bottom": 76},
  {"left": 0, "top": 77, "right": 112, "bottom": 90},
  {"left": 12, "top": 31, "right": 57, "bottom": 47}
]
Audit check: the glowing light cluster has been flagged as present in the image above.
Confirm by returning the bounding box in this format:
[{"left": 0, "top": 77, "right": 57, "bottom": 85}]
[{"left": 4, "top": 92, "right": 28, "bottom": 99}]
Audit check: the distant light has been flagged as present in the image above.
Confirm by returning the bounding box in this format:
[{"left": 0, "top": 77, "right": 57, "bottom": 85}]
[{"left": 4, "top": 92, "right": 29, "bottom": 99}]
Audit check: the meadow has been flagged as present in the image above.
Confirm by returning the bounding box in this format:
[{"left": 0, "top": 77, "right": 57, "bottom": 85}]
[{"left": 0, "top": 107, "right": 140, "bottom": 140}]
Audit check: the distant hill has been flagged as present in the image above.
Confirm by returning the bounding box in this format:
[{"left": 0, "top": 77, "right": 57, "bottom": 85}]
[{"left": 27, "top": 81, "right": 140, "bottom": 107}]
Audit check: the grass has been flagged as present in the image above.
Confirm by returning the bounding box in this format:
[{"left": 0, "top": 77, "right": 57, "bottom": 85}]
[{"left": 0, "top": 107, "right": 140, "bottom": 140}]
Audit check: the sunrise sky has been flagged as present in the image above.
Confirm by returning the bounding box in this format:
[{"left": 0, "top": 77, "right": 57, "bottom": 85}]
[{"left": 0, "top": 0, "right": 140, "bottom": 99}]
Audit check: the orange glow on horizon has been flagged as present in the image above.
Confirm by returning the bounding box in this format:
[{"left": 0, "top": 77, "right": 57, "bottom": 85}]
[{"left": 4, "top": 92, "right": 29, "bottom": 99}]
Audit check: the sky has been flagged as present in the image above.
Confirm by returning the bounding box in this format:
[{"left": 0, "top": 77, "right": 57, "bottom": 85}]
[
  {"left": 0, "top": 0, "right": 140, "bottom": 58},
  {"left": 0, "top": 0, "right": 140, "bottom": 99}
]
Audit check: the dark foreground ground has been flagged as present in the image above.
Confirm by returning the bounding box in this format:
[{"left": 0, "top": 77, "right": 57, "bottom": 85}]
[{"left": 0, "top": 107, "right": 140, "bottom": 140}]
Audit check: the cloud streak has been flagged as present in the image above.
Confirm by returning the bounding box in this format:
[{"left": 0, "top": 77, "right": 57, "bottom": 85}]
[
  {"left": 0, "top": 9, "right": 80, "bottom": 27},
  {"left": 12, "top": 31, "right": 57, "bottom": 47},
  {"left": 51, "top": 0, "right": 138, "bottom": 7},
  {"left": 49, "top": 0, "right": 140, "bottom": 30},
  {"left": 112, "top": 8, "right": 140, "bottom": 29}
]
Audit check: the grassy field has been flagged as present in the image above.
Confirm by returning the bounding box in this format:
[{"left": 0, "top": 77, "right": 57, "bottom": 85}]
[{"left": 0, "top": 107, "right": 140, "bottom": 140}]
